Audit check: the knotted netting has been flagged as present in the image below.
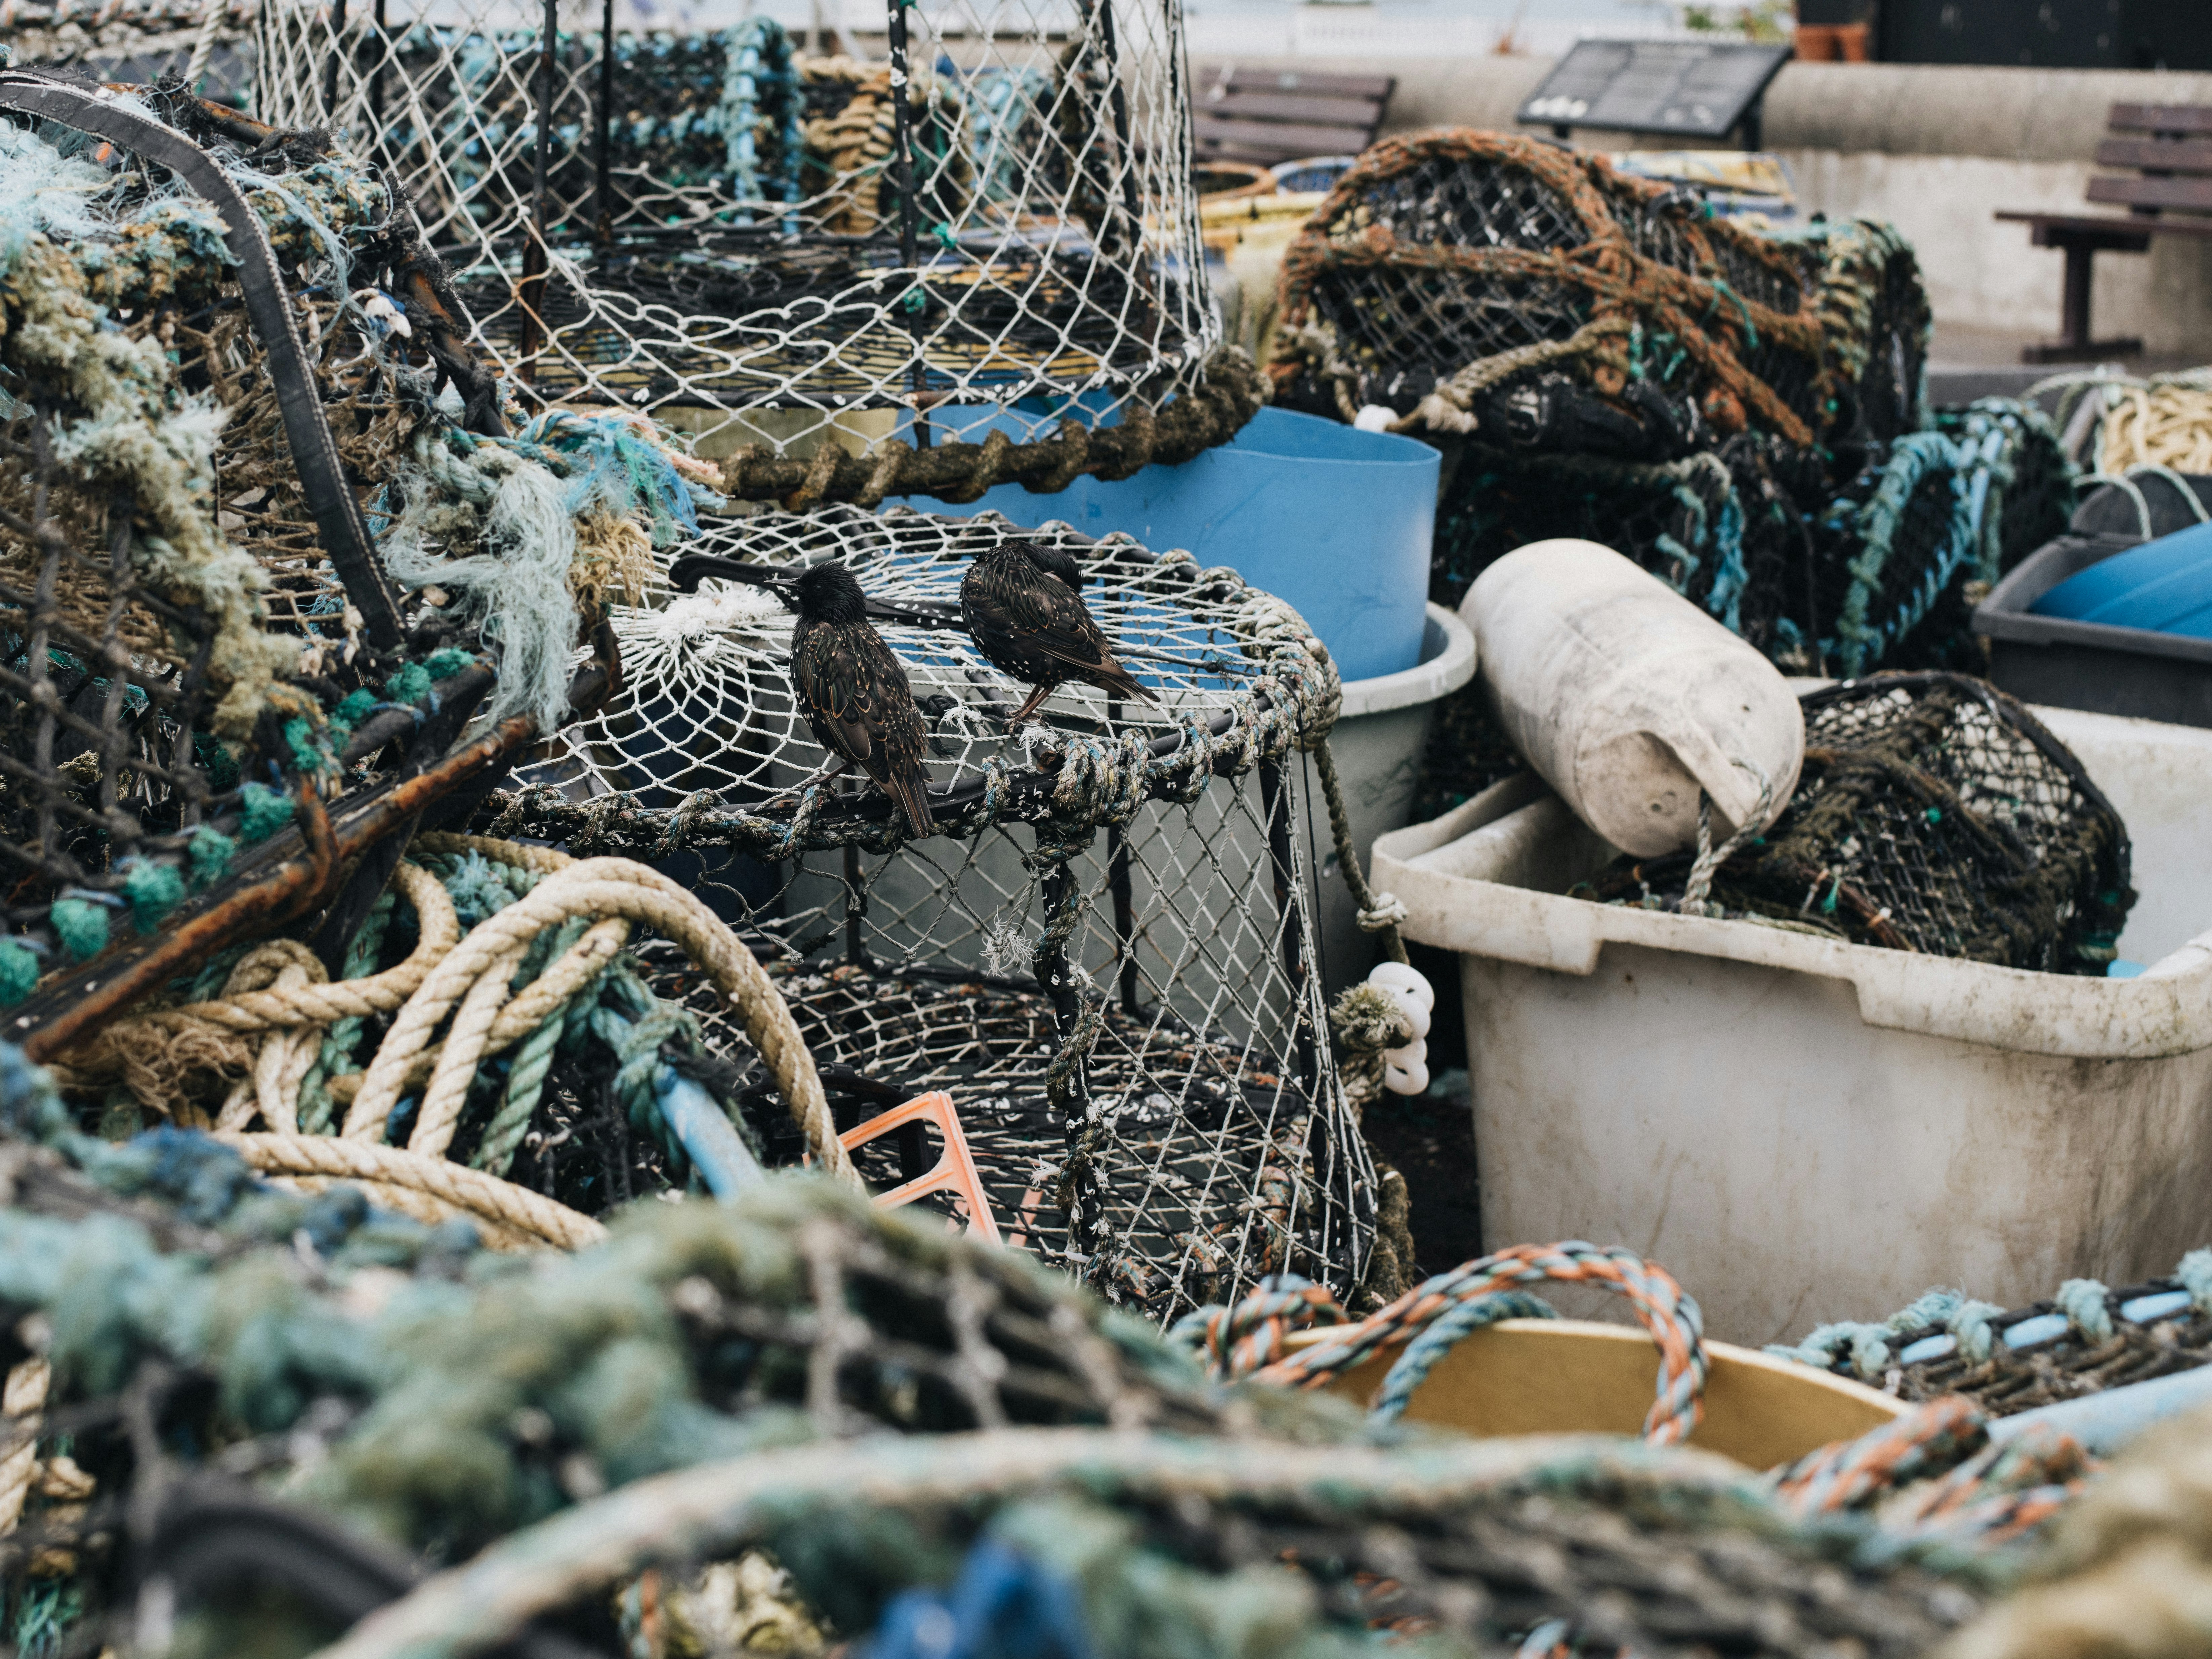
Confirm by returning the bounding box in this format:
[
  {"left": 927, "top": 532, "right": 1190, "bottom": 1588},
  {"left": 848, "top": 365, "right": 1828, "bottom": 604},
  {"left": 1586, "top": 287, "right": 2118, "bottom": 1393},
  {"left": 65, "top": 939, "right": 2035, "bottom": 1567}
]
[
  {"left": 0, "top": 0, "right": 252, "bottom": 97},
  {"left": 479, "top": 506, "right": 1380, "bottom": 1323},
  {"left": 1267, "top": 129, "right": 1930, "bottom": 457},
  {"left": 1571, "top": 673, "right": 2133, "bottom": 972},
  {"left": 249, "top": 0, "right": 1241, "bottom": 487},
  {"left": 0, "top": 79, "right": 716, "bottom": 1069}
]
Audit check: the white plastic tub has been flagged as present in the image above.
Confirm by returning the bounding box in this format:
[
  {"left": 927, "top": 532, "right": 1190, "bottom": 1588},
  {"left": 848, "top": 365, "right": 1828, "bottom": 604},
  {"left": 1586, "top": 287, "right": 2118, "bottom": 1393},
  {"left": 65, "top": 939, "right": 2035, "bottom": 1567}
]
[
  {"left": 1371, "top": 705, "right": 2212, "bottom": 1347},
  {"left": 1314, "top": 603, "right": 1476, "bottom": 993}
]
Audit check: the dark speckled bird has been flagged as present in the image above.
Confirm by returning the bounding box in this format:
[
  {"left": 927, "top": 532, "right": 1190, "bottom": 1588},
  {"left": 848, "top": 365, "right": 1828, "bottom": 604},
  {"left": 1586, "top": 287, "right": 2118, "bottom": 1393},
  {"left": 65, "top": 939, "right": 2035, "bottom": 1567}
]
[
  {"left": 959, "top": 539, "right": 1158, "bottom": 725},
  {"left": 787, "top": 560, "right": 936, "bottom": 838}
]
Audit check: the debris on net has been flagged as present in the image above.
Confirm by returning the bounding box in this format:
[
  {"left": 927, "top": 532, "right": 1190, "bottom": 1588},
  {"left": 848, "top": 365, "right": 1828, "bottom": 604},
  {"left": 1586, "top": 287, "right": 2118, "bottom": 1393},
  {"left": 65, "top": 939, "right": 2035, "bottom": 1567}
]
[
  {"left": 0, "top": 1045, "right": 2030, "bottom": 1659},
  {"left": 0, "top": 84, "right": 705, "bottom": 1064},
  {"left": 1571, "top": 673, "right": 2134, "bottom": 972}
]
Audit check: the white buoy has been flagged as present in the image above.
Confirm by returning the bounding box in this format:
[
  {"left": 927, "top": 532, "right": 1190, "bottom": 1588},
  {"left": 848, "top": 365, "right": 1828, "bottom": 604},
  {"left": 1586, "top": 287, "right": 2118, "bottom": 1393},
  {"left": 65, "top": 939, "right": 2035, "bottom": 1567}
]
[
  {"left": 1367, "top": 961, "right": 1434, "bottom": 1096},
  {"left": 1462, "top": 538, "right": 1804, "bottom": 857}
]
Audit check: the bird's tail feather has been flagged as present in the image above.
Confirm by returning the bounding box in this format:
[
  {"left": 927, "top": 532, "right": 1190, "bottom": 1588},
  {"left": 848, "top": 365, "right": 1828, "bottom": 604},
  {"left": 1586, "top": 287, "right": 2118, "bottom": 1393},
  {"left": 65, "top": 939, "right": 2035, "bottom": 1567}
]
[
  {"left": 887, "top": 770, "right": 936, "bottom": 839},
  {"left": 1096, "top": 654, "right": 1162, "bottom": 705}
]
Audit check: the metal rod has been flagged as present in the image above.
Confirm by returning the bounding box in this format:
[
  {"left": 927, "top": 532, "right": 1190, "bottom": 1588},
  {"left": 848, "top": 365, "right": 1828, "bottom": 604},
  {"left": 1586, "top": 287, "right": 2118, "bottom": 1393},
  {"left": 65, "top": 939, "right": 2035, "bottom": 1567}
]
[
  {"left": 516, "top": 0, "right": 560, "bottom": 378},
  {"left": 322, "top": 0, "right": 348, "bottom": 118},
  {"left": 1258, "top": 757, "right": 1316, "bottom": 1091},
  {"left": 843, "top": 842, "right": 871, "bottom": 968},
  {"left": 595, "top": 0, "right": 615, "bottom": 244},
  {"left": 1105, "top": 696, "right": 1140, "bottom": 1015},
  {"left": 1089, "top": 0, "right": 1144, "bottom": 237},
  {"left": 368, "top": 0, "right": 386, "bottom": 135},
  {"left": 883, "top": 0, "right": 933, "bottom": 448}
]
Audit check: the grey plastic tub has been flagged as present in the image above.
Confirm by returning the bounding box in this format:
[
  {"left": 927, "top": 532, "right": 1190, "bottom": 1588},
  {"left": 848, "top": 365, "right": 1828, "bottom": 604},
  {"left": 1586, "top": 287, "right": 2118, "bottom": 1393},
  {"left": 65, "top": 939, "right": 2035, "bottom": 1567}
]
[
  {"left": 1975, "top": 470, "right": 2212, "bottom": 727},
  {"left": 1976, "top": 534, "right": 2212, "bottom": 728}
]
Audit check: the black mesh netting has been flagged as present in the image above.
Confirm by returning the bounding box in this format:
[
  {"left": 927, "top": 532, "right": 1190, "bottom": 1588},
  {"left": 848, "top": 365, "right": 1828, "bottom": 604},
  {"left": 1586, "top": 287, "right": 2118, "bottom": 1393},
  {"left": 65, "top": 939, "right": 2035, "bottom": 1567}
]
[{"left": 1570, "top": 673, "right": 2134, "bottom": 972}]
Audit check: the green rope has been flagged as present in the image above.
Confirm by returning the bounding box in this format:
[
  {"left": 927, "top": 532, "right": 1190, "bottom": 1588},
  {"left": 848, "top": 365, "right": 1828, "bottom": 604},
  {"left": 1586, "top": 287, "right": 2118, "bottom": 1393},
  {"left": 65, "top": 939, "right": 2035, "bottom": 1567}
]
[
  {"left": 470, "top": 915, "right": 596, "bottom": 1175},
  {"left": 299, "top": 888, "right": 402, "bottom": 1137}
]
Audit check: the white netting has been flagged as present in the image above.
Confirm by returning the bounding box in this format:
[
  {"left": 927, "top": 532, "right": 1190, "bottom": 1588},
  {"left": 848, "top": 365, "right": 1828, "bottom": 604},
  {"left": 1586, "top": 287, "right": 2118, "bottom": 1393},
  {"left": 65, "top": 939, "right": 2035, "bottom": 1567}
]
[
  {"left": 487, "top": 507, "right": 1375, "bottom": 1322},
  {"left": 248, "top": 0, "right": 1220, "bottom": 461}
]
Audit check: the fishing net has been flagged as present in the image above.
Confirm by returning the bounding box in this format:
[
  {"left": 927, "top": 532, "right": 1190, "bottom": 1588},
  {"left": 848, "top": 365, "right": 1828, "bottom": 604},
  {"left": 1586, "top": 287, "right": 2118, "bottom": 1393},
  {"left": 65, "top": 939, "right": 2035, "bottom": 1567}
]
[
  {"left": 1427, "top": 434, "right": 1820, "bottom": 646},
  {"left": 1934, "top": 397, "right": 2075, "bottom": 583},
  {"left": 0, "top": 1061, "right": 2022, "bottom": 1659},
  {"left": 1770, "top": 1247, "right": 2212, "bottom": 1422},
  {"left": 1266, "top": 129, "right": 1926, "bottom": 459},
  {"left": 473, "top": 506, "right": 1377, "bottom": 1325},
  {"left": 249, "top": 1, "right": 1242, "bottom": 487},
  {"left": 1571, "top": 673, "right": 2134, "bottom": 973},
  {"left": 0, "top": 80, "right": 702, "bottom": 1066}
]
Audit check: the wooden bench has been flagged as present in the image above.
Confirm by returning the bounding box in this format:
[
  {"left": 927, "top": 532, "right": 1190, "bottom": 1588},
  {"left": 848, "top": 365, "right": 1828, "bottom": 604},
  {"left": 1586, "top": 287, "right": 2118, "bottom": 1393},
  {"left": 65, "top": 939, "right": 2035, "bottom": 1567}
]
[
  {"left": 1997, "top": 103, "right": 2212, "bottom": 364},
  {"left": 1191, "top": 67, "right": 1395, "bottom": 171}
]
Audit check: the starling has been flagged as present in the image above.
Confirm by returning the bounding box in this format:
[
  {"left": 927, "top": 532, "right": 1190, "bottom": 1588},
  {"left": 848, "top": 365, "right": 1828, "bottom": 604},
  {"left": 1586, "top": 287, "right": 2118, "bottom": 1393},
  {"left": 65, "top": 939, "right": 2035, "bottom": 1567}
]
[
  {"left": 787, "top": 560, "right": 936, "bottom": 838},
  {"left": 959, "top": 539, "right": 1159, "bottom": 725}
]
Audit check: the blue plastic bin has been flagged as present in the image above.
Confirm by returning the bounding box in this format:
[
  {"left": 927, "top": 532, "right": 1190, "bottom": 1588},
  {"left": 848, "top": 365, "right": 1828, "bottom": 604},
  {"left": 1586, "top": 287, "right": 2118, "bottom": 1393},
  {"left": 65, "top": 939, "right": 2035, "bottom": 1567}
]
[
  {"left": 914, "top": 407, "right": 1439, "bottom": 682},
  {"left": 2031, "top": 521, "right": 2212, "bottom": 637}
]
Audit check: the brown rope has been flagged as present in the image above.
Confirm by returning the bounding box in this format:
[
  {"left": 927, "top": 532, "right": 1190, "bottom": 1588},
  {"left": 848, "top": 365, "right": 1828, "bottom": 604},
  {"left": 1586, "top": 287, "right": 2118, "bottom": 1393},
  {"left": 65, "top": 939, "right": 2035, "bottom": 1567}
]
[
  {"left": 1271, "top": 130, "right": 1827, "bottom": 448},
  {"left": 717, "top": 348, "right": 1268, "bottom": 506}
]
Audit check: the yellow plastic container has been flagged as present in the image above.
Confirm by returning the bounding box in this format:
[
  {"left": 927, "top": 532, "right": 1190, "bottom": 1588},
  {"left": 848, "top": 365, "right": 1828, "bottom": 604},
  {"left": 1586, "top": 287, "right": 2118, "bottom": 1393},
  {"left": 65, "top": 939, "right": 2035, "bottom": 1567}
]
[{"left": 1289, "top": 1318, "right": 1904, "bottom": 1470}]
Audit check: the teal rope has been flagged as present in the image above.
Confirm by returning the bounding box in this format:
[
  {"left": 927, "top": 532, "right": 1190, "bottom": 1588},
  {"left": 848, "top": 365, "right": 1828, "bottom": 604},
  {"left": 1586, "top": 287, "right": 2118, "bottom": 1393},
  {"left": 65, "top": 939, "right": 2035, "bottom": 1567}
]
[
  {"left": 1369, "top": 1289, "right": 1556, "bottom": 1423},
  {"left": 299, "top": 888, "right": 400, "bottom": 1136},
  {"left": 469, "top": 915, "right": 596, "bottom": 1175}
]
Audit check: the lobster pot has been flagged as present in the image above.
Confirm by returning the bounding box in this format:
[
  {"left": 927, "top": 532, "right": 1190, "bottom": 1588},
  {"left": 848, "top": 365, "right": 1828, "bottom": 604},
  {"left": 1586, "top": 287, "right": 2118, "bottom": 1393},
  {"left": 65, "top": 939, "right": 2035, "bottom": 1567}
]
[
  {"left": 251, "top": 0, "right": 1221, "bottom": 461},
  {"left": 506, "top": 507, "right": 1377, "bottom": 1323},
  {"left": 0, "top": 89, "right": 554, "bottom": 1038},
  {"left": 1266, "top": 131, "right": 1917, "bottom": 458},
  {"left": 1431, "top": 438, "right": 1819, "bottom": 661},
  {"left": 0, "top": 0, "right": 253, "bottom": 95}
]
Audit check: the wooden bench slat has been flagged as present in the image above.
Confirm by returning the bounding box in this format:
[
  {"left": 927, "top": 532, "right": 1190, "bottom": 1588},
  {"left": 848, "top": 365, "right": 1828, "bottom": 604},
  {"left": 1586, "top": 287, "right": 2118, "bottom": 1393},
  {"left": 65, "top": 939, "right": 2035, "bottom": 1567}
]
[
  {"left": 1199, "top": 89, "right": 1389, "bottom": 126},
  {"left": 1995, "top": 208, "right": 2212, "bottom": 241},
  {"left": 2087, "top": 174, "right": 2212, "bottom": 213},
  {"left": 1203, "top": 68, "right": 1398, "bottom": 100},
  {"left": 2094, "top": 136, "right": 2212, "bottom": 175},
  {"left": 1192, "top": 114, "right": 1380, "bottom": 156},
  {"left": 2110, "top": 103, "right": 2212, "bottom": 134}
]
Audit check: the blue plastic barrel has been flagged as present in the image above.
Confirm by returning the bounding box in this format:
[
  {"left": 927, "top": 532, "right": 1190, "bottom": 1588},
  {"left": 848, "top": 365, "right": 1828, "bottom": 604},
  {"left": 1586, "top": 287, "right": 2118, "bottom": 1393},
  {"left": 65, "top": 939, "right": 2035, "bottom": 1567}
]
[
  {"left": 2030, "top": 520, "right": 2212, "bottom": 637},
  {"left": 915, "top": 407, "right": 1439, "bottom": 683}
]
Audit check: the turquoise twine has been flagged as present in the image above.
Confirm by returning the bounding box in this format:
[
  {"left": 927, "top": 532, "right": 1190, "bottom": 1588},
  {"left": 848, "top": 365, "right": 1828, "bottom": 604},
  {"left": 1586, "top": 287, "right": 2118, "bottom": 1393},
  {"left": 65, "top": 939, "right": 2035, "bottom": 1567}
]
[
  {"left": 1369, "top": 1289, "right": 1556, "bottom": 1424},
  {"left": 1764, "top": 1254, "right": 2212, "bottom": 1380},
  {"left": 469, "top": 915, "right": 595, "bottom": 1175},
  {"left": 1824, "top": 430, "right": 1979, "bottom": 678},
  {"left": 297, "top": 889, "right": 399, "bottom": 1136}
]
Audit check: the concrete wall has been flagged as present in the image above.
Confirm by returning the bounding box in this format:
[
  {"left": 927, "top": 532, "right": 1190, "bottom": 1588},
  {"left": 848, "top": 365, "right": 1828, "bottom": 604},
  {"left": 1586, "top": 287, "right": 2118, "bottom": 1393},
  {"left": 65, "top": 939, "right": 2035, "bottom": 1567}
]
[{"left": 1194, "top": 54, "right": 2212, "bottom": 356}]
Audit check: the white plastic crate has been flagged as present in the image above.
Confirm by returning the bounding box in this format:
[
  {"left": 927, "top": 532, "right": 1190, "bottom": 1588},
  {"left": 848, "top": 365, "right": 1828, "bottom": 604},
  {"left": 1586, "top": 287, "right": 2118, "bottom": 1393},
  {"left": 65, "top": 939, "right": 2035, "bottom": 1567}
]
[{"left": 1372, "top": 705, "right": 2212, "bottom": 1346}]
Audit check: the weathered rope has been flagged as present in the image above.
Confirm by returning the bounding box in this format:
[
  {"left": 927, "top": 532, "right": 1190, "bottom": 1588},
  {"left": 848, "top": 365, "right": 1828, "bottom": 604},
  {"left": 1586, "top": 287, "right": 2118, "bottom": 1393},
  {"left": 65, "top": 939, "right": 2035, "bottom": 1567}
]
[
  {"left": 57, "top": 860, "right": 461, "bottom": 1076},
  {"left": 714, "top": 349, "right": 1269, "bottom": 508},
  {"left": 1310, "top": 739, "right": 1408, "bottom": 965},
  {"left": 296, "top": 1429, "right": 1783, "bottom": 1659},
  {"left": 213, "top": 1132, "right": 606, "bottom": 1251},
  {"left": 0, "top": 1355, "right": 48, "bottom": 1540},
  {"left": 1273, "top": 132, "right": 1825, "bottom": 448},
  {"left": 1680, "top": 760, "right": 1778, "bottom": 917},
  {"left": 1769, "top": 1248, "right": 2212, "bottom": 1381},
  {"left": 1176, "top": 1241, "right": 1708, "bottom": 1445},
  {"left": 347, "top": 838, "right": 857, "bottom": 1188}
]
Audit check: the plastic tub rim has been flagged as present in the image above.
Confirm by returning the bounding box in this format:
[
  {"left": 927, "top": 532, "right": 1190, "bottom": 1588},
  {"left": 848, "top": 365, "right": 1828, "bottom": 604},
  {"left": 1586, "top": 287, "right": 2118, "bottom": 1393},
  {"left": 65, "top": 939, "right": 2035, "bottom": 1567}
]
[
  {"left": 1339, "top": 603, "right": 1476, "bottom": 719},
  {"left": 1977, "top": 533, "right": 2212, "bottom": 666},
  {"left": 1220, "top": 406, "right": 1438, "bottom": 469},
  {"left": 1370, "top": 718, "right": 2212, "bottom": 1063}
]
